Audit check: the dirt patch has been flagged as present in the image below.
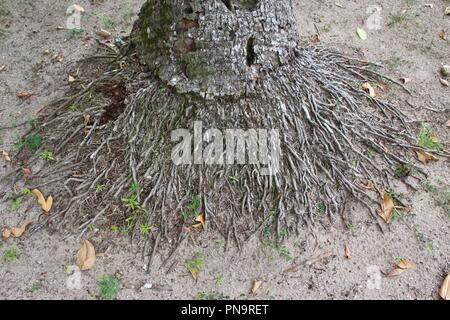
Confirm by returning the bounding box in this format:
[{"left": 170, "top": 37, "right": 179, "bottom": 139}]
[{"left": 0, "top": 0, "right": 449, "bottom": 300}]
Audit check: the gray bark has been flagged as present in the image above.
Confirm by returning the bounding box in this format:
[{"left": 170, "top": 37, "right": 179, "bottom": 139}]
[{"left": 132, "top": 0, "right": 299, "bottom": 99}]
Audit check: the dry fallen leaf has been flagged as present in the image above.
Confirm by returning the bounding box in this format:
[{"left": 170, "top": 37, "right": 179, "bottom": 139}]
[
  {"left": 446, "top": 119, "right": 450, "bottom": 127},
  {"left": 377, "top": 192, "right": 395, "bottom": 223},
  {"left": 387, "top": 268, "right": 405, "bottom": 277},
  {"left": 440, "top": 78, "right": 449, "bottom": 87},
  {"left": 11, "top": 221, "right": 32, "bottom": 238},
  {"left": 2, "top": 228, "right": 11, "bottom": 240},
  {"left": 196, "top": 213, "right": 205, "bottom": 228},
  {"left": 362, "top": 82, "right": 376, "bottom": 97},
  {"left": 251, "top": 280, "right": 263, "bottom": 294},
  {"left": 344, "top": 243, "right": 351, "bottom": 259},
  {"left": 76, "top": 239, "right": 96, "bottom": 271},
  {"left": 445, "top": 7, "right": 450, "bottom": 15},
  {"left": 439, "top": 30, "right": 448, "bottom": 41},
  {"left": 439, "top": 273, "right": 450, "bottom": 300},
  {"left": 22, "top": 168, "right": 32, "bottom": 180},
  {"left": 72, "top": 4, "right": 85, "bottom": 13},
  {"left": 396, "top": 259, "right": 416, "bottom": 270},
  {"left": 17, "top": 92, "right": 33, "bottom": 99},
  {"left": 0, "top": 64, "right": 6, "bottom": 72},
  {"left": 68, "top": 75, "right": 76, "bottom": 83},
  {"left": 95, "top": 29, "right": 112, "bottom": 38},
  {"left": 1, "top": 150, "right": 11, "bottom": 162},
  {"left": 416, "top": 150, "right": 439, "bottom": 164},
  {"left": 32, "top": 189, "right": 53, "bottom": 213}
]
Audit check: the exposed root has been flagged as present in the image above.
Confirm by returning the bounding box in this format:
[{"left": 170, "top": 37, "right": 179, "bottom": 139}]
[{"left": 8, "top": 45, "right": 446, "bottom": 256}]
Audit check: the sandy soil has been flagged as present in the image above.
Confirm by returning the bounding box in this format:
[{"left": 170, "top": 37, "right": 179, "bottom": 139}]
[{"left": 0, "top": 0, "right": 449, "bottom": 300}]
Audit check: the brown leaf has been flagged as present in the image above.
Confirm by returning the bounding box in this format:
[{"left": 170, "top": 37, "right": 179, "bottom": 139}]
[
  {"left": 416, "top": 150, "right": 439, "bottom": 164},
  {"left": 68, "top": 75, "right": 76, "bottom": 83},
  {"left": 76, "top": 239, "right": 96, "bottom": 271},
  {"left": 32, "top": 189, "right": 53, "bottom": 213},
  {"left": 439, "top": 273, "right": 450, "bottom": 300},
  {"left": 2, "top": 228, "right": 11, "bottom": 240},
  {"left": 387, "top": 268, "right": 405, "bottom": 277},
  {"left": 1, "top": 150, "right": 11, "bottom": 162},
  {"left": 17, "top": 92, "right": 33, "bottom": 99},
  {"left": 196, "top": 213, "right": 205, "bottom": 228},
  {"left": 95, "top": 29, "right": 112, "bottom": 38},
  {"left": 396, "top": 259, "right": 416, "bottom": 270},
  {"left": 251, "top": 279, "right": 263, "bottom": 294},
  {"left": 22, "top": 168, "right": 32, "bottom": 180},
  {"left": 440, "top": 78, "right": 449, "bottom": 87},
  {"left": 344, "top": 242, "right": 351, "bottom": 259},
  {"left": 189, "top": 269, "right": 198, "bottom": 280},
  {"left": 283, "top": 266, "right": 299, "bottom": 273},
  {"left": 11, "top": 221, "right": 32, "bottom": 238},
  {"left": 362, "top": 82, "right": 376, "bottom": 97},
  {"left": 377, "top": 192, "right": 395, "bottom": 223},
  {"left": 439, "top": 30, "right": 448, "bottom": 41},
  {"left": 0, "top": 64, "right": 6, "bottom": 72}
]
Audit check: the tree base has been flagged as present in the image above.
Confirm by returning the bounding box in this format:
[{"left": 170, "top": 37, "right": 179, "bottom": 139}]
[{"left": 6, "top": 43, "right": 432, "bottom": 259}]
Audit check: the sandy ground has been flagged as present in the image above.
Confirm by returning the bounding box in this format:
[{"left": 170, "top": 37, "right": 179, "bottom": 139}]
[{"left": 0, "top": 0, "right": 449, "bottom": 300}]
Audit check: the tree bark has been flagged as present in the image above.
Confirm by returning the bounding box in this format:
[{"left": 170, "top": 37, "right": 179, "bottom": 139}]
[{"left": 132, "top": 0, "right": 299, "bottom": 99}]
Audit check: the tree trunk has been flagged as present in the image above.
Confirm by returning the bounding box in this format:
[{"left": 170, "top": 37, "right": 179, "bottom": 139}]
[{"left": 131, "top": 0, "right": 299, "bottom": 99}]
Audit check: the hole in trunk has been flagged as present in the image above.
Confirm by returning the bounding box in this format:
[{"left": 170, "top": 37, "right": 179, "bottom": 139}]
[
  {"left": 221, "top": 0, "right": 233, "bottom": 11},
  {"left": 246, "top": 37, "right": 256, "bottom": 66},
  {"left": 98, "top": 81, "right": 127, "bottom": 124},
  {"left": 183, "top": 5, "right": 194, "bottom": 14}
]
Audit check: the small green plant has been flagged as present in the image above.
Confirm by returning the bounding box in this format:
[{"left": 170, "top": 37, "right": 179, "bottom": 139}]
[
  {"left": 394, "top": 164, "right": 410, "bottom": 179},
  {"left": 16, "top": 134, "right": 42, "bottom": 150},
  {"left": 383, "top": 56, "right": 411, "bottom": 70},
  {"left": 98, "top": 274, "right": 121, "bottom": 300},
  {"left": 95, "top": 184, "right": 107, "bottom": 193},
  {"left": 422, "top": 180, "right": 450, "bottom": 218},
  {"left": 316, "top": 202, "right": 326, "bottom": 214},
  {"left": 111, "top": 225, "right": 119, "bottom": 232},
  {"left": 4, "top": 246, "right": 20, "bottom": 262},
  {"left": 96, "top": 14, "right": 115, "bottom": 28},
  {"left": 214, "top": 239, "right": 225, "bottom": 248},
  {"left": 346, "top": 223, "right": 356, "bottom": 232},
  {"left": 87, "top": 224, "right": 95, "bottom": 232},
  {"left": 182, "top": 195, "right": 202, "bottom": 221},
  {"left": 388, "top": 13, "right": 415, "bottom": 27},
  {"left": 39, "top": 150, "right": 55, "bottom": 161},
  {"left": 228, "top": 176, "right": 240, "bottom": 183},
  {"left": 22, "top": 187, "right": 32, "bottom": 195},
  {"left": 214, "top": 273, "right": 224, "bottom": 286},
  {"left": 65, "top": 28, "right": 85, "bottom": 39},
  {"left": 68, "top": 103, "right": 79, "bottom": 112},
  {"left": 129, "top": 182, "right": 140, "bottom": 193},
  {"left": 9, "top": 198, "right": 22, "bottom": 211},
  {"left": 186, "top": 252, "right": 204, "bottom": 277},
  {"left": 196, "top": 292, "right": 229, "bottom": 300},
  {"left": 121, "top": 194, "right": 140, "bottom": 211},
  {"left": 63, "top": 265, "right": 71, "bottom": 275},
  {"left": 417, "top": 125, "right": 443, "bottom": 151},
  {"left": 278, "top": 246, "right": 293, "bottom": 261},
  {"left": 139, "top": 223, "right": 153, "bottom": 235},
  {"left": 367, "top": 147, "right": 377, "bottom": 158},
  {"left": 29, "top": 282, "right": 42, "bottom": 293}
]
